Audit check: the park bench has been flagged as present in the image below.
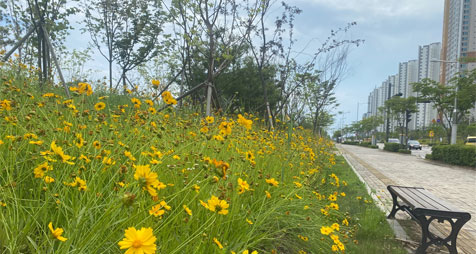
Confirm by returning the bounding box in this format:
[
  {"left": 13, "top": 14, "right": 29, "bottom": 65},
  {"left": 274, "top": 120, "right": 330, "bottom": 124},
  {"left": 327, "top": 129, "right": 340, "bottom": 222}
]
[{"left": 387, "top": 185, "right": 471, "bottom": 254}]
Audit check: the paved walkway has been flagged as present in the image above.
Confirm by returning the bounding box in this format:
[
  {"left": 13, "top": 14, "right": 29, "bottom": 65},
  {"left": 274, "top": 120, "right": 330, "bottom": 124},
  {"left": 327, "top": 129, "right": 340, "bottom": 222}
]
[{"left": 336, "top": 144, "right": 476, "bottom": 253}]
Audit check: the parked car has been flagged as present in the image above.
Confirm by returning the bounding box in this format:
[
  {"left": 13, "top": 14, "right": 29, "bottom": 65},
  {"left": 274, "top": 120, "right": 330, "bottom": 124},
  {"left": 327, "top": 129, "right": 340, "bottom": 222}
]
[
  {"left": 407, "top": 140, "right": 422, "bottom": 150},
  {"left": 465, "top": 136, "right": 476, "bottom": 146},
  {"left": 388, "top": 138, "right": 400, "bottom": 144}
]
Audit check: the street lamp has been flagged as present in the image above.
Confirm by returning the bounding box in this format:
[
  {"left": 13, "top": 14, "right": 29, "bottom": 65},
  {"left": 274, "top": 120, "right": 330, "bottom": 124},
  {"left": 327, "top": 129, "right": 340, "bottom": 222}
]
[
  {"left": 431, "top": 59, "right": 459, "bottom": 144},
  {"left": 338, "top": 111, "right": 350, "bottom": 141}
]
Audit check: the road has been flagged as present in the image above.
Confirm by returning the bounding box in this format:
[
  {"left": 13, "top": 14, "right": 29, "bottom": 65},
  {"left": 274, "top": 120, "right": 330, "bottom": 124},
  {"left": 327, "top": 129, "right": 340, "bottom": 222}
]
[
  {"left": 376, "top": 142, "right": 432, "bottom": 158},
  {"left": 337, "top": 144, "right": 476, "bottom": 253}
]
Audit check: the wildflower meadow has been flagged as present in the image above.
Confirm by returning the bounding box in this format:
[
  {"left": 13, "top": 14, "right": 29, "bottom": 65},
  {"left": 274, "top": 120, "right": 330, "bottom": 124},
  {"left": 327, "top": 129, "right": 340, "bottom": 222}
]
[{"left": 0, "top": 60, "right": 404, "bottom": 254}]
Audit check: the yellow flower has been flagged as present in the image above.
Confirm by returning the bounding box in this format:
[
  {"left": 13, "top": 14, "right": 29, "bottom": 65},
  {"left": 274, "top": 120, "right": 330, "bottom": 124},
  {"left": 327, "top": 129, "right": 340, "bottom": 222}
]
[
  {"left": 133, "top": 165, "right": 166, "bottom": 197},
  {"left": 212, "top": 135, "right": 224, "bottom": 141},
  {"left": 342, "top": 218, "right": 349, "bottom": 226},
  {"left": 200, "top": 195, "right": 229, "bottom": 215},
  {"left": 131, "top": 98, "right": 142, "bottom": 108},
  {"left": 75, "top": 134, "right": 84, "bottom": 148},
  {"left": 118, "top": 227, "right": 156, "bottom": 254},
  {"left": 51, "top": 141, "right": 74, "bottom": 164},
  {"left": 77, "top": 82, "right": 93, "bottom": 95},
  {"left": 246, "top": 218, "right": 253, "bottom": 225},
  {"left": 161, "top": 91, "right": 177, "bottom": 105},
  {"left": 213, "top": 237, "right": 223, "bottom": 249},
  {"left": 94, "top": 102, "right": 106, "bottom": 111},
  {"left": 265, "top": 191, "right": 271, "bottom": 199},
  {"left": 265, "top": 178, "right": 279, "bottom": 187},
  {"left": 242, "top": 250, "right": 258, "bottom": 254},
  {"left": 151, "top": 79, "right": 160, "bottom": 87},
  {"left": 245, "top": 151, "right": 255, "bottom": 161},
  {"left": 148, "top": 107, "right": 156, "bottom": 114},
  {"left": 183, "top": 205, "right": 192, "bottom": 216},
  {"left": 237, "top": 114, "right": 253, "bottom": 130},
  {"left": 293, "top": 181, "right": 303, "bottom": 188},
  {"left": 44, "top": 176, "right": 55, "bottom": 184},
  {"left": 205, "top": 116, "right": 214, "bottom": 124},
  {"left": 329, "top": 202, "right": 339, "bottom": 210},
  {"left": 320, "top": 226, "right": 333, "bottom": 235},
  {"left": 48, "top": 222, "right": 67, "bottom": 241},
  {"left": 218, "top": 121, "right": 232, "bottom": 136},
  {"left": 298, "top": 234, "right": 309, "bottom": 241},
  {"left": 93, "top": 141, "right": 101, "bottom": 149},
  {"left": 124, "top": 151, "right": 136, "bottom": 161},
  {"left": 34, "top": 161, "right": 52, "bottom": 178},
  {"left": 145, "top": 100, "right": 154, "bottom": 106},
  {"left": 237, "top": 178, "right": 250, "bottom": 194},
  {"left": 200, "top": 126, "right": 209, "bottom": 133},
  {"left": 331, "top": 223, "right": 340, "bottom": 231},
  {"left": 149, "top": 201, "right": 171, "bottom": 218},
  {"left": 0, "top": 99, "right": 12, "bottom": 110},
  {"left": 64, "top": 176, "right": 87, "bottom": 191}
]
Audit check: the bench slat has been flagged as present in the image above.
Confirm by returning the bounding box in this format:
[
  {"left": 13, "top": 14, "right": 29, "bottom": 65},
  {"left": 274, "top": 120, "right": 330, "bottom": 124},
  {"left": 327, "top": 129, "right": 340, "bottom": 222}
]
[
  {"left": 392, "top": 186, "right": 441, "bottom": 210},
  {"left": 390, "top": 186, "right": 465, "bottom": 213}
]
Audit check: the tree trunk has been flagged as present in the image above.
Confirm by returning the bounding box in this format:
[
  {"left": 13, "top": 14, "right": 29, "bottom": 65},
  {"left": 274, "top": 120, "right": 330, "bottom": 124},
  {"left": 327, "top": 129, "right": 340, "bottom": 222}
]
[
  {"left": 259, "top": 66, "right": 274, "bottom": 129},
  {"left": 205, "top": 24, "right": 214, "bottom": 116},
  {"left": 109, "top": 58, "right": 113, "bottom": 90}
]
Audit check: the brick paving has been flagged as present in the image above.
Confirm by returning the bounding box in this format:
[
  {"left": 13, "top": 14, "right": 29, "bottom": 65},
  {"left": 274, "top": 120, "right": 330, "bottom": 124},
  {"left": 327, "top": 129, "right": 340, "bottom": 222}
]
[{"left": 336, "top": 144, "right": 476, "bottom": 254}]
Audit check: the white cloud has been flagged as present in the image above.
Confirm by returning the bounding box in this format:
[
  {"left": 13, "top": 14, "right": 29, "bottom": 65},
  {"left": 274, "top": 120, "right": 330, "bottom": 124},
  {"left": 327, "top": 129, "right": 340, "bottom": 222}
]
[{"left": 295, "top": 0, "right": 442, "bottom": 19}]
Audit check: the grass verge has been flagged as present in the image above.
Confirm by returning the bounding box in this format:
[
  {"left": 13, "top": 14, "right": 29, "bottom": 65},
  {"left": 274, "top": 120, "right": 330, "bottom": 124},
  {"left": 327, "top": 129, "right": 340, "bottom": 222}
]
[{"left": 332, "top": 155, "right": 407, "bottom": 254}]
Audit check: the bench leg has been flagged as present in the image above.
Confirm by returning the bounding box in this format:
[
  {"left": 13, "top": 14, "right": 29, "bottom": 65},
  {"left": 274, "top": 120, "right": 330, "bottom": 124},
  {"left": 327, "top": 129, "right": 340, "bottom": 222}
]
[
  {"left": 444, "top": 217, "right": 468, "bottom": 254},
  {"left": 387, "top": 191, "right": 404, "bottom": 219},
  {"left": 415, "top": 216, "right": 469, "bottom": 254},
  {"left": 415, "top": 215, "right": 431, "bottom": 254}
]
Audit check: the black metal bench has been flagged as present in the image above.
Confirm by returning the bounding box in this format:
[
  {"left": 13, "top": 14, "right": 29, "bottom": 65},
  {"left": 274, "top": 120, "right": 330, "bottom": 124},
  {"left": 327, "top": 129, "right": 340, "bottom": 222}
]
[{"left": 387, "top": 185, "right": 471, "bottom": 254}]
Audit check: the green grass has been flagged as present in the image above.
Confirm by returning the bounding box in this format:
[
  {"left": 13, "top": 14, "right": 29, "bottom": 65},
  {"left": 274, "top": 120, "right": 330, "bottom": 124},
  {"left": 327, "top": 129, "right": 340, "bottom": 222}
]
[
  {"left": 0, "top": 62, "right": 408, "bottom": 254},
  {"left": 332, "top": 156, "right": 407, "bottom": 254}
]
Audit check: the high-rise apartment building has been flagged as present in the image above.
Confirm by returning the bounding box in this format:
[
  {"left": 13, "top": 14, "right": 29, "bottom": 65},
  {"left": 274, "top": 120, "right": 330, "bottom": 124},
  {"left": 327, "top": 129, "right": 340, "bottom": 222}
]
[
  {"left": 441, "top": 0, "right": 476, "bottom": 121},
  {"left": 415, "top": 43, "right": 442, "bottom": 129}
]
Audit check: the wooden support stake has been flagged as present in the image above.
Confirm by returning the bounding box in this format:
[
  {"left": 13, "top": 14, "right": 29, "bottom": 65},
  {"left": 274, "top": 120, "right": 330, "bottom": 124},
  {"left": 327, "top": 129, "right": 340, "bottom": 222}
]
[
  {"left": 41, "top": 24, "right": 70, "bottom": 98},
  {"left": 1, "top": 26, "right": 36, "bottom": 62}
]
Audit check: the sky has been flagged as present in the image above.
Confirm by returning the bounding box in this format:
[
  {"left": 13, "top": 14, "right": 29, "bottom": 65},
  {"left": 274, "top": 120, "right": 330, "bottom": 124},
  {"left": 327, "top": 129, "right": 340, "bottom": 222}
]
[
  {"left": 286, "top": 0, "right": 445, "bottom": 133},
  {"left": 63, "top": 0, "right": 445, "bottom": 133}
]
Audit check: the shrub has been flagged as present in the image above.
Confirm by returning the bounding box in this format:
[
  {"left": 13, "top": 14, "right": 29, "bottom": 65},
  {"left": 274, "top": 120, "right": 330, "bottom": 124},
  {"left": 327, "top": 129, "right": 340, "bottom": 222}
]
[
  {"left": 369, "top": 145, "right": 378, "bottom": 149},
  {"left": 383, "top": 143, "right": 405, "bottom": 152},
  {"left": 431, "top": 145, "right": 476, "bottom": 167},
  {"left": 425, "top": 154, "right": 432, "bottom": 160},
  {"left": 398, "top": 149, "right": 411, "bottom": 154}
]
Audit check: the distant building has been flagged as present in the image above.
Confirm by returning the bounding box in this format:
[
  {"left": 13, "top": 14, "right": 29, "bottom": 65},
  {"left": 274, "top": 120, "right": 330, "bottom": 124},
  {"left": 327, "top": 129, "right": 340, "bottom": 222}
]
[
  {"left": 441, "top": 0, "right": 476, "bottom": 119},
  {"left": 365, "top": 44, "right": 442, "bottom": 133},
  {"left": 415, "top": 43, "right": 441, "bottom": 130}
]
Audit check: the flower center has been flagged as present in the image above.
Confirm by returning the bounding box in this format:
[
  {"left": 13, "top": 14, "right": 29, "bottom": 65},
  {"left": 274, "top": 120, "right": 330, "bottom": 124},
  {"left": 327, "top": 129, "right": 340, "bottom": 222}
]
[{"left": 132, "top": 239, "right": 142, "bottom": 248}]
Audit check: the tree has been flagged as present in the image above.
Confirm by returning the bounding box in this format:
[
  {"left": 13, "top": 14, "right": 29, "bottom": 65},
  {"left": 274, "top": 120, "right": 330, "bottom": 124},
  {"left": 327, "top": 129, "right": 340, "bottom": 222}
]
[
  {"left": 195, "top": 0, "right": 260, "bottom": 116},
  {"left": 82, "top": 0, "right": 121, "bottom": 90},
  {"left": 383, "top": 96, "right": 417, "bottom": 144},
  {"left": 113, "top": 0, "right": 167, "bottom": 92},
  {"left": 413, "top": 69, "right": 476, "bottom": 143},
  {"left": 215, "top": 57, "right": 280, "bottom": 115}
]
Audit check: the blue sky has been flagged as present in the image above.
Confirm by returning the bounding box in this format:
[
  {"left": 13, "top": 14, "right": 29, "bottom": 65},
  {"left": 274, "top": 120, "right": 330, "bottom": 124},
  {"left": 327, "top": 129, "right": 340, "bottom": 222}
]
[
  {"left": 64, "top": 0, "right": 444, "bottom": 132},
  {"left": 287, "top": 0, "right": 444, "bottom": 132}
]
